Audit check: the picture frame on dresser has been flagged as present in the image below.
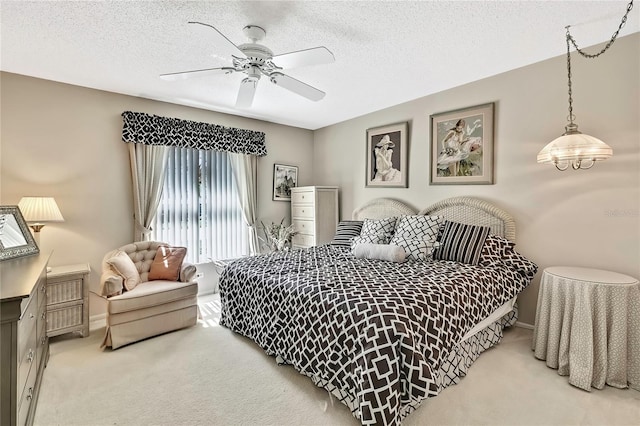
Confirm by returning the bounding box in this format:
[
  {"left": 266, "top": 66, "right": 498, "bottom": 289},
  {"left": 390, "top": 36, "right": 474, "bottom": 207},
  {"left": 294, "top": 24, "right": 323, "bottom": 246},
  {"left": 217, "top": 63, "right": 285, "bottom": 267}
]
[
  {"left": 0, "top": 205, "right": 39, "bottom": 261},
  {"left": 429, "top": 102, "right": 494, "bottom": 185},
  {"left": 366, "top": 122, "right": 408, "bottom": 188},
  {"left": 273, "top": 164, "right": 298, "bottom": 201}
]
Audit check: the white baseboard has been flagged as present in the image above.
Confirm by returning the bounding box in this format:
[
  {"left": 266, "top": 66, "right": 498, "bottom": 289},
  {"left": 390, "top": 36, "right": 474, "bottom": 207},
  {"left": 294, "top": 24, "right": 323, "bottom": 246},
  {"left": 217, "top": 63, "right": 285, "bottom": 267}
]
[{"left": 515, "top": 321, "right": 534, "bottom": 330}]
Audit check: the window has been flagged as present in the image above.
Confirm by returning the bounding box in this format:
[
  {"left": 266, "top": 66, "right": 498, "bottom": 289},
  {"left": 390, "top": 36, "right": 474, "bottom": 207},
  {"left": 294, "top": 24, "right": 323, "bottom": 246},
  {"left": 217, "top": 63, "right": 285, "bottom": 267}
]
[{"left": 152, "top": 147, "right": 248, "bottom": 263}]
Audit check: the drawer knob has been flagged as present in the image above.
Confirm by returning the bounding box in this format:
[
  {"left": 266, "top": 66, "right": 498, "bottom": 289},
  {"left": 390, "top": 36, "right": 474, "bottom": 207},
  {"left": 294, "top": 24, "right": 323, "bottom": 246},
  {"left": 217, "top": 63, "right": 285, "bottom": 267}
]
[
  {"left": 30, "top": 313, "right": 35, "bottom": 319},
  {"left": 28, "top": 349, "right": 34, "bottom": 363},
  {"left": 301, "top": 210, "right": 305, "bottom": 213}
]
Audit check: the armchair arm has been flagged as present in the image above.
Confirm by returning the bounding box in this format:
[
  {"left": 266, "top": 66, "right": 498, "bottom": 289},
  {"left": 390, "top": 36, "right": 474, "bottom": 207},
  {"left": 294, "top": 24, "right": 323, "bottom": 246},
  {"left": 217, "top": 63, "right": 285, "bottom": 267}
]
[
  {"left": 180, "top": 262, "right": 197, "bottom": 283},
  {"left": 100, "top": 270, "right": 124, "bottom": 298}
]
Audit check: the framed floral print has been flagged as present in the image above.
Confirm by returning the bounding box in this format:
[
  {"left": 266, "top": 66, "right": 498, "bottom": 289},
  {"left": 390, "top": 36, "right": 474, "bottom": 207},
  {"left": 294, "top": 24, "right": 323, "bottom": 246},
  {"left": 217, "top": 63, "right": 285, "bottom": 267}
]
[
  {"left": 272, "top": 164, "right": 298, "bottom": 201},
  {"left": 366, "top": 122, "right": 408, "bottom": 188},
  {"left": 430, "top": 103, "right": 494, "bottom": 185}
]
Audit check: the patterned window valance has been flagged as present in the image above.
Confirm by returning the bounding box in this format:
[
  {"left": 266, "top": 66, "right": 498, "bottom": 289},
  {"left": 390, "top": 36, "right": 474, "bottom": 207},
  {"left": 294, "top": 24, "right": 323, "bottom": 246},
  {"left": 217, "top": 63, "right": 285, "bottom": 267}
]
[{"left": 121, "top": 111, "right": 267, "bottom": 157}]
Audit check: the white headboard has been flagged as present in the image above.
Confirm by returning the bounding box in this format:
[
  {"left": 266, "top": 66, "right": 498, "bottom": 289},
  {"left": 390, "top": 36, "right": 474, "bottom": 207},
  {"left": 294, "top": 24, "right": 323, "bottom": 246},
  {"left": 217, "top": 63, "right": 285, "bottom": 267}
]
[
  {"left": 352, "top": 198, "right": 416, "bottom": 220},
  {"left": 352, "top": 196, "right": 516, "bottom": 241}
]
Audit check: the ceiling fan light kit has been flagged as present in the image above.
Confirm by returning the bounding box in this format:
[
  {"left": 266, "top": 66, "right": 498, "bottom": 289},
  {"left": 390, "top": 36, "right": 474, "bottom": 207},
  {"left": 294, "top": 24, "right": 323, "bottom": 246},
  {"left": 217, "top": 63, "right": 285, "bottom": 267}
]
[{"left": 161, "top": 22, "right": 335, "bottom": 108}]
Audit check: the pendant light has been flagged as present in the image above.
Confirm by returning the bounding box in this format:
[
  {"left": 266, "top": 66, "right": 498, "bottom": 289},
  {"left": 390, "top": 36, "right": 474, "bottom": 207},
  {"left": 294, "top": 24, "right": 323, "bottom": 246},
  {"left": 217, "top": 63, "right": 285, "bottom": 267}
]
[{"left": 537, "top": 0, "right": 634, "bottom": 171}]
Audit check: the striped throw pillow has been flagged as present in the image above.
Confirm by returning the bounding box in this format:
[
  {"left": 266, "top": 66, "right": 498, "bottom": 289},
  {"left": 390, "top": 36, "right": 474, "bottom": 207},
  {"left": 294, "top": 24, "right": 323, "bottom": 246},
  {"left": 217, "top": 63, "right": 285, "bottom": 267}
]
[
  {"left": 330, "top": 220, "right": 363, "bottom": 248},
  {"left": 433, "top": 221, "right": 490, "bottom": 265}
]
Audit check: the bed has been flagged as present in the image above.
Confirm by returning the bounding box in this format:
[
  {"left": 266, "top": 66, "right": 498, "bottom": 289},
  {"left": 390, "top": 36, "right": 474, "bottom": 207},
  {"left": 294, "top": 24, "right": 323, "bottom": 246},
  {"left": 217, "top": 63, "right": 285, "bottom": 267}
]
[{"left": 219, "top": 196, "right": 536, "bottom": 425}]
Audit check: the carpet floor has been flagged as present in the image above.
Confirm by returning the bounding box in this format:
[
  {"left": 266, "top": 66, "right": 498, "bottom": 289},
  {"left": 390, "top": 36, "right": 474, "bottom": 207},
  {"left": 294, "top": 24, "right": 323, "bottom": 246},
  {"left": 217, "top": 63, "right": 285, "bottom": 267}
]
[{"left": 34, "top": 294, "right": 640, "bottom": 426}]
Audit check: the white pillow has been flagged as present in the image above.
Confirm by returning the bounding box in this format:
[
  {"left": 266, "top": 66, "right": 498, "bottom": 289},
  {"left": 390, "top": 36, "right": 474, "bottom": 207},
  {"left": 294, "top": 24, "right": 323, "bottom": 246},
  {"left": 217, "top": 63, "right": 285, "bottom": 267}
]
[
  {"left": 106, "top": 250, "right": 141, "bottom": 291},
  {"left": 353, "top": 243, "right": 406, "bottom": 263}
]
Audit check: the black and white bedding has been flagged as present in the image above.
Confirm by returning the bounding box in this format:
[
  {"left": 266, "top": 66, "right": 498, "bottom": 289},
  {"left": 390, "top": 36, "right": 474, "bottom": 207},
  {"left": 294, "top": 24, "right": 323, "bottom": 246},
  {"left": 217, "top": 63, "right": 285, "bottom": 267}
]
[{"left": 219, "top": 244, "right": 536, "bottom": 425}]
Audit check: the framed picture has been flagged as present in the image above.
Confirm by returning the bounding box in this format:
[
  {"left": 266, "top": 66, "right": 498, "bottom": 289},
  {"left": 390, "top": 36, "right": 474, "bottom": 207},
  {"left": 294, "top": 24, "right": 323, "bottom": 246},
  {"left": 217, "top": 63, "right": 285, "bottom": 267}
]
[
  {"left": 0, "top": 205, "right": 39, "bottom": 261},
  {"left": 366, "top": 122, "right": 408, "bottom": 188},
  {"left": 430, "top": 102, "right": 494, "bottom": 185},
  {"left": 272, "top": 164, "right": 298, "bottom": 201}
]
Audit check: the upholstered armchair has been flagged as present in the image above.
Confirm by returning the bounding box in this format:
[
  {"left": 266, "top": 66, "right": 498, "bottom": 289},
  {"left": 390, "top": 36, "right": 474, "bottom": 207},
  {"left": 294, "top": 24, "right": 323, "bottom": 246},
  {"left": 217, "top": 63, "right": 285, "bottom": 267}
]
[{"left": 99, "top": 241, "right": 199, "bottom": 349}]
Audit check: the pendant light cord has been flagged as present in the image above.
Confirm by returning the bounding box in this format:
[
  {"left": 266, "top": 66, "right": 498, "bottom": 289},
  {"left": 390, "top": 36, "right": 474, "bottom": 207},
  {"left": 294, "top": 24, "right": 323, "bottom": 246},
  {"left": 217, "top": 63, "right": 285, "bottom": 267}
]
[{"left": 564, "top": 0, "right": 634, "bottom": 128}]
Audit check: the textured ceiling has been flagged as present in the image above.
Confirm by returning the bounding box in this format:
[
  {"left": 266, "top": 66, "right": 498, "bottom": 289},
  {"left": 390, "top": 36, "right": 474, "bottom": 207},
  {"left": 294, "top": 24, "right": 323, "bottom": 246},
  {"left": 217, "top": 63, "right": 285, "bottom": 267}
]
[{"left": 1, "top": 1, "right": 638, "bottom": 130}]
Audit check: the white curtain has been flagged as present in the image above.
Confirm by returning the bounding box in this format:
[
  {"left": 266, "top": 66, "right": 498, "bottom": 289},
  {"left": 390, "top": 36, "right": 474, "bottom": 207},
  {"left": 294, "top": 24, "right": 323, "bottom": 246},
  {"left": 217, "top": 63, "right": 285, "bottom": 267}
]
[
  {"left": 228, "top": 153, "right": 260, "bottom": 255},
  {"left": 128, "top": 143, "right": 169, "bottom": 241}
]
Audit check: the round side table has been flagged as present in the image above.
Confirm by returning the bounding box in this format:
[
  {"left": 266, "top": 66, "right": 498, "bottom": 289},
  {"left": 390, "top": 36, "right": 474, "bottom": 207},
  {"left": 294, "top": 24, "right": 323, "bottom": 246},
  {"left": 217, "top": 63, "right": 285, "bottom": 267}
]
[{"left": 532, "top": 266, "right": 640, "bottom": 391}]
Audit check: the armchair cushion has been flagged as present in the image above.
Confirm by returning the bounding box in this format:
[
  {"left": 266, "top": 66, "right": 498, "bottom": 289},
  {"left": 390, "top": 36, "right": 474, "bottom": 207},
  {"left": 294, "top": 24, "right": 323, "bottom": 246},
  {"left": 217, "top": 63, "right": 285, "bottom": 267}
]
[
  {"left": 107, "top": 251, "right": 141, "bottom": 291},
  {"left": 149, "top": 246, "right": 187, "bottom": 281}
]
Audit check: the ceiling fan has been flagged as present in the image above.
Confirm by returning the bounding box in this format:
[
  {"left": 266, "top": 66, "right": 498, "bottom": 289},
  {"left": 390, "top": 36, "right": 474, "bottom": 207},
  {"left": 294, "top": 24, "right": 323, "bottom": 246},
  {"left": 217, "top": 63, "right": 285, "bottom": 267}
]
[{"left": 160, "top": 22, "right": 335, "bottom": 108}]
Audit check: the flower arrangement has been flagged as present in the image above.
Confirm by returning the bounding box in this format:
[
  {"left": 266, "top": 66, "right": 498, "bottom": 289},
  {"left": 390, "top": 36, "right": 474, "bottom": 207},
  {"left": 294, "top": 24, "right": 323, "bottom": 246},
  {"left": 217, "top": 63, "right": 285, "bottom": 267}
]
[{"left": 260, "top": 218, "right": 298, "bottom": 252}]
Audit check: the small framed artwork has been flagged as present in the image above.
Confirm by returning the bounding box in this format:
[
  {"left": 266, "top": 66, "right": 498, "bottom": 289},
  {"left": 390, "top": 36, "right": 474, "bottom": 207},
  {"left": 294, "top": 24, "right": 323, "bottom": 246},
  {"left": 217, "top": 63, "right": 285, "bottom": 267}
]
[
  {"left": 365, "top": 122, "right": 408, "bottom": 188},
  {"left": 272, "top": 164, "right": 298, "bottom": 201},
  {"left": 430, "top": 102, "right": 494, "bottom": 185}
]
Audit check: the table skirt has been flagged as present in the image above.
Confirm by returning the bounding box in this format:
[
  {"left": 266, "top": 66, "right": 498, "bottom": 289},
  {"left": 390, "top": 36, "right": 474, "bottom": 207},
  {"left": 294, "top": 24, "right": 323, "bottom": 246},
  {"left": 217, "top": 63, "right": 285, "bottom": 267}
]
[{"left": 533, "top": 272, "right": 640, "bottom": 391}]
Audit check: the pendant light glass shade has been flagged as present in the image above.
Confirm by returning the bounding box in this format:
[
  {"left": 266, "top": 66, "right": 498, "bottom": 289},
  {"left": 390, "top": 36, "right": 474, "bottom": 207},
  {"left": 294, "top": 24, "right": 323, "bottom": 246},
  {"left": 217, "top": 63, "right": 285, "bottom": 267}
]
[{"left": 537, "top": 124, "right": 613, "bottom": 170}]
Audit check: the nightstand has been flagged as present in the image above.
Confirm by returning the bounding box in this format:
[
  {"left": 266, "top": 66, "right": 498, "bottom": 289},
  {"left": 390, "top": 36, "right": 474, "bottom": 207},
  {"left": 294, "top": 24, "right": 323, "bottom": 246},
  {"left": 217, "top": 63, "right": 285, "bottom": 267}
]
[
  {"left": 532, "top": 266, "right": 639, "bottom": 391},
  {"left": 46, "top": 263, "right": 91, "bottom": 338}
]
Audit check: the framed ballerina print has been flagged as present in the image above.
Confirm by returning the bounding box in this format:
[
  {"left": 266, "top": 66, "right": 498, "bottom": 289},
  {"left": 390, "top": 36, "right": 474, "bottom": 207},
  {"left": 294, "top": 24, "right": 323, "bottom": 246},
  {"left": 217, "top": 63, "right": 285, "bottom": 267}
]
[
  {"left": 365, "top": 122, "right": 408, "bottom": 188},
  {"left": 430, "top": 103, "right": 494, "bottom": 185}
]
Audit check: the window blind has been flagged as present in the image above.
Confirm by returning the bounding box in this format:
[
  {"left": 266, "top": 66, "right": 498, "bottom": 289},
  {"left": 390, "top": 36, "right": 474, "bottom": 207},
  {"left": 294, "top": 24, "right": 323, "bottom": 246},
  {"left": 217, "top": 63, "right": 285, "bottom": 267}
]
[{"left": 152, "top": 147, "right": 247, "bottom": 263}]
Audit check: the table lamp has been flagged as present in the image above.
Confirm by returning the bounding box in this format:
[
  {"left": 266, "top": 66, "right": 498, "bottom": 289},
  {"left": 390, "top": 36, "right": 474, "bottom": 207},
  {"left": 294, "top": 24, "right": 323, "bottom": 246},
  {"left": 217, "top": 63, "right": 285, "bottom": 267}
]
[{"left": 18, "top": 197, "right": 65, "bottom": 233}]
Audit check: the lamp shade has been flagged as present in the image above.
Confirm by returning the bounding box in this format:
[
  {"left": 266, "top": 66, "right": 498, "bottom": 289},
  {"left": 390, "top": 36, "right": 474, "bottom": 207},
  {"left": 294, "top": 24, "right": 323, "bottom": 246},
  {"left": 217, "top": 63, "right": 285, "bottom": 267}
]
[
  {"left": 18, "top": 197, "right": 64, "bottom": 223},
  {"left": 537, "top": 132, "right": 613, "bottom": 169}
]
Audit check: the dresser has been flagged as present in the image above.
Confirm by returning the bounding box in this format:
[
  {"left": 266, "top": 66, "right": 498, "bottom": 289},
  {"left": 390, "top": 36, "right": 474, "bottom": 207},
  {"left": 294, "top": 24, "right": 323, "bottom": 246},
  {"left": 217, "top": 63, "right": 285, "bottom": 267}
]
[
  {"left": 290, "top": 186, "right": 339, "bottom": 249},
  {"left": 0, "top": 252, "right": 51, "bottom": 426}
]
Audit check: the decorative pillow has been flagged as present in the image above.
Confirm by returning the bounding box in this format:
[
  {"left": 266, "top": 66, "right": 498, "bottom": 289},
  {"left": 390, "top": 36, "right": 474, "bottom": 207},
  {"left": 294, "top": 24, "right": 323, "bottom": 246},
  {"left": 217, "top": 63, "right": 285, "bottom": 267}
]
[
  {"left": 353, "top": 243, "right": 406, "bottom": 263},
  {"left": 107, "top": 251, "right": 141, "bottom": 291},
  {"left": 433, "top": 221, "right": 490, "bottom": 265},
  {"left": 503, "top": 249, "right": 538, "bottom": 279},
  {"left": 361, "top": 217, "right": 397, "bottom": 239},
  {"left": 478, "top": 235, "right": 516, "bottom": 267},
  {"left": 148, "top": 246, "right": 187, "bottom": 281},
  {"left": 351, "top": 234, "right": 389, "bottom": 250},
  {"left": 393, "top": 215, "right": 442, "bottom": 240},
  {"left": 390, "top": 238, "right": 442, "bottom": 262},
  {"left": 390, "top": 215, "right": 442, "bottom": 260},
  {"left": 330, "top": 220, "right": 364, "bottom": 248}
]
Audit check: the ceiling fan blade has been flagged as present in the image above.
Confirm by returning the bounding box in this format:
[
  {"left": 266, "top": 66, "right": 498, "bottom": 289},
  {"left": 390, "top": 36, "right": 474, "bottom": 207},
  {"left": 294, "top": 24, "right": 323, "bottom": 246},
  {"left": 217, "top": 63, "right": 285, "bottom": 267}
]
[
  {"left": 272, "top": 46, "right": 335, "bottom": 69},
  {"left": 160, "top": 67, "right": 235, "bottom": 81},
  {"left": 270, "top": 73, "right": 325, "bottom": 102},
  {"left": 188, "top": 21, "right": 246, "bottom": 60},
  {"left": 236, "top": 78, "right": 258, "bottom": 108}
]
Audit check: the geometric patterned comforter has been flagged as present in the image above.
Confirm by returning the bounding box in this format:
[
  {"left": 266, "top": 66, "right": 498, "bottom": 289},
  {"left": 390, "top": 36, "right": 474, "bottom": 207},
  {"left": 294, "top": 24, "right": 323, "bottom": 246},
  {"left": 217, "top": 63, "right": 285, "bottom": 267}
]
[{"left": 219, "top": 245, "right": 534, "bottom": 425}]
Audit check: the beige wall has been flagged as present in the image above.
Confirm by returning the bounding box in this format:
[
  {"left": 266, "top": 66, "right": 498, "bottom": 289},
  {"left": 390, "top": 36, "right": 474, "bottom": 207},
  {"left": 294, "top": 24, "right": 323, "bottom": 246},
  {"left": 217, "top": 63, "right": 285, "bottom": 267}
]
[
  {"left": 0, "top": 72, "right": 314, "bottom": 315},
  {"left": 312, "top": 33, "right": 640, "bottom": 326}
]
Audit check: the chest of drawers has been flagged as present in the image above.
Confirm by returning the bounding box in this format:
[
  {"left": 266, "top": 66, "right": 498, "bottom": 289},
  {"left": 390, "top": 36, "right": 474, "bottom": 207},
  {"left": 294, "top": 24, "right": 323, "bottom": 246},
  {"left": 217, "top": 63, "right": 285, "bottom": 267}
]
[
  {"left": 290, "top": 186, "right": 339, "bottom": 249},
  {"left": 46, "top": 264, "right": 91, "bottom": 338},
  {"left": 1, "top": 252, "right": 50, "bottom": 426}
]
